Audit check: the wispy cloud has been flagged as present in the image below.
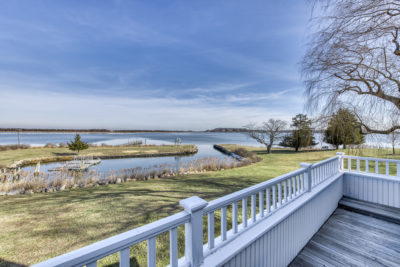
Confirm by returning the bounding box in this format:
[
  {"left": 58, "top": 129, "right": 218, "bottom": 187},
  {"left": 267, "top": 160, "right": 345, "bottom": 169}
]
[
  {"left": 0, "top": 1, "right": 310, "bottom": 129},
  {"left": 186, "top": 82, "right": 256, "bottom": 94},
  {"left": 0, "top": 87, "right": 303, "bottom": 130}
]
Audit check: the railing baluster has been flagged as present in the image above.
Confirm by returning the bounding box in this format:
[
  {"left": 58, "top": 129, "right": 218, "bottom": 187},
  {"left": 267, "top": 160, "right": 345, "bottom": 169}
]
[
  {"left": 221, "top": 207, "right": 227, "bottom": 241},
  {"left": 348, "top": 158, "right": 351, "bottom": 171},
  {"left": 251, "top": 194, "right": 256, "bottom": 222},
  {"left": 375, "top": 160, "right": 379, "bottom": 174},
  {"left": 232, "top": 202, "right": 238, "bottom": 234},
  {"left": 357, "top": 159, "right": 360, "bottom": 172},
  {"left": 207, "top": 212, "right": 214, "bottom": 249},
  {"left": 87, "top": 261, "right": 97, "bottom": 267},
  {"left": 327, "top": 162, "right": 329, "bottom": 176},
  {"left": 397, "top": 163, "right": 400, "bottom": 176},
  {"left": 328, "top": 162, "right": 331, "bottom": 175},
  {"left": 242, "top": 198, "right": 248, "bottom": 228},
  {"left": 320, "top": 165, "right": 322, "bottom": 180},
  {"left": 288, "top": 178, "right": 292, "bottom": 199},
  {"left": 301, "top": 173, "right": 305, "bottom": 192},
  {"left": 266, "top": 187, "right": 271, "bottom": 214},
  {"left": 120, "top": 247, "right": 130, "bottom": 267},
  {"left": 386, "top": 161, "right": 389, "bottom": 176},
  {"left": 320, "top": 166, "right": 323, "bottom": 182},
  {"left": 318, "top": 166, "right": 321, "bottom": 182},
  {"left": 259, "top": 190, "right": 264, "bottom": 217},
  {"left": 272, "top": 184, "right": 277, "bottom": 209},
  {"left": 296, "top": 175, "right": 300, "bottom": 194},
  {"left": 147, "top": 237, "right": 156, "bottom": 267},
  {"left": 277, "top": 183, "right": 282, "bottom": 207},
  {"left": 366, "top": 160, "right": 369, "bottom": 173},
  {"left": 170, "top": 227, "right": 178, "bottom": 267},
  {"left": 283, "top": 180, "right": 287, "bottom": 203}
]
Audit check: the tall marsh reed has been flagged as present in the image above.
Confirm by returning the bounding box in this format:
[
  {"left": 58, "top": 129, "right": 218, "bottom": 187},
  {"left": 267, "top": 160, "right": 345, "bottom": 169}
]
[{"left": 0, "top": 150, "right": 261, "bottom": 194}]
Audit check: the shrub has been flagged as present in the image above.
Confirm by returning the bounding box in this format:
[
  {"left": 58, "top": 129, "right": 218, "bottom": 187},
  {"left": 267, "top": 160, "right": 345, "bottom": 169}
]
[
  {"left": 58, "top": 143, "right": 68, "bottom": 148},
  {"left": 232, "top": 148, "right": 262, "bottom": 163},
  {"left": 0, "top": 144, "right": 30, "bottom": 151},
  {"left": 44, "top": 143, "right": 57, "bottom": 148}
]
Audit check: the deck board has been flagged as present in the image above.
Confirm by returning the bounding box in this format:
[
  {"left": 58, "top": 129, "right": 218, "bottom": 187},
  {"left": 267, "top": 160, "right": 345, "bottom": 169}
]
[
  {"left": 339, "top": 197, "right": 400, "bottom": 224},
  {"left": 289, "top": 208, "right": 400, "bottom": 267}
]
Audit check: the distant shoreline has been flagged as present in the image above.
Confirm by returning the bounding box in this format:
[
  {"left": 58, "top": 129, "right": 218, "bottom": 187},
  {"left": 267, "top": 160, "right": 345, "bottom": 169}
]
[
  {"left": 0, "top": 128, "right": 194, "bottom": 133},
  {"left": 0, "top": 128, "right": 325, "bottom": 134}
]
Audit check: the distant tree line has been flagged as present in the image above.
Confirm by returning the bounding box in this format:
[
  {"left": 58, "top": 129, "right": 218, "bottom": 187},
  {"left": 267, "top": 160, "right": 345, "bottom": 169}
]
[{"left": 0, "top": 128, "right": 191, "bottom": 133}]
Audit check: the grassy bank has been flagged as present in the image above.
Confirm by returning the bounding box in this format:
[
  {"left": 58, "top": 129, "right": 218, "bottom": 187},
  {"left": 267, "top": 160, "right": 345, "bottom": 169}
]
[
  {"left": 0, "top": 144, "right": 198, "bottom": 168},
  {"left": 0, "top": 147, "right": 396, "bottom": 266}
]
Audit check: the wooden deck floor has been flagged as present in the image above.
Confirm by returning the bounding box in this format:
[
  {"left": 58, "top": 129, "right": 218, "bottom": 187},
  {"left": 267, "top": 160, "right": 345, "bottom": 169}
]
[{"left": 290, "top": 208, "right": 400, "bottom": 267}]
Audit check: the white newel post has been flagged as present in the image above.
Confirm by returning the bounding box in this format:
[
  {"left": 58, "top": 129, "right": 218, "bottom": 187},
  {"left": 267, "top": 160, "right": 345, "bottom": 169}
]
[
  {"left": 180, "top": 196, "right": 208, "bottom": 267},
  {"left": 336, "top": 152, "right": 344, "bottom": 171},
  {"left": 300, "top": 163, "right": 313, "bottom": 192}
]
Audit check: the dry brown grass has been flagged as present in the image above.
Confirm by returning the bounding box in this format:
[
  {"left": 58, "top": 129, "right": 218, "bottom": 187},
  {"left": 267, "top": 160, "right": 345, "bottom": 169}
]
[{"left": 0, "top": 153, "right": 257, "bottom": 194}]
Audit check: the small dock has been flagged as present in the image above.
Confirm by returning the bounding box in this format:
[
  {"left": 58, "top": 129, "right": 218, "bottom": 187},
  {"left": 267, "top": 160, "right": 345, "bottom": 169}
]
[
  {"left": 213, "top": 144, "right": 244, "bottom": 161},
  {"left": 48, "top": 157, "right": 101, "bottom": 171}
]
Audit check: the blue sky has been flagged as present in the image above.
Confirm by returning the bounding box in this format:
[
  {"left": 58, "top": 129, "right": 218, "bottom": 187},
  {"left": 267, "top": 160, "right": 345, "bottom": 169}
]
[{"left": 0, "top": 1, "right": 311, "bottom": 130}]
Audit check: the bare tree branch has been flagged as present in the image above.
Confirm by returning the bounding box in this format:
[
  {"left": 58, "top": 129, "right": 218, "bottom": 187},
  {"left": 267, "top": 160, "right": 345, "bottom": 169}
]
[
  {"left": 245, "top": 119, "right": 287, "bottom": 153},
  {"left": 303, "top": 0, "right": 400, "bottom": 134}
]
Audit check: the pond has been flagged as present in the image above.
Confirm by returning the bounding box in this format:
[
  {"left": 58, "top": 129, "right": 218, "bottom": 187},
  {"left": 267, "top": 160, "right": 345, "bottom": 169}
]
[{"left": 0, "top": 132, "right": 260, "bottom": 173}]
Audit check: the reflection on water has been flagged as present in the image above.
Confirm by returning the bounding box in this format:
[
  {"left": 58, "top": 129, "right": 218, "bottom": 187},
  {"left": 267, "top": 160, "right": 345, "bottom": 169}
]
[
  {"left": 7, "top": 132, "right": 258, "bottom": 173},
  {"left": 1, "top": 131, "right": 396, "bottom": 174},
  {"left": 22, "top": 144, "right": 233, "bottom": 173}
]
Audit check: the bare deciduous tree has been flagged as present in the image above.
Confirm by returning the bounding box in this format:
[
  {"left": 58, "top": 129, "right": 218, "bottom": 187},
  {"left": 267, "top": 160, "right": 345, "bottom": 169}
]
[
  {"left": 303, "top": 0, "right": 400, "bottom": 134},
  {"left": 245, "top": 119, "right": 287, "bottom": 154}
]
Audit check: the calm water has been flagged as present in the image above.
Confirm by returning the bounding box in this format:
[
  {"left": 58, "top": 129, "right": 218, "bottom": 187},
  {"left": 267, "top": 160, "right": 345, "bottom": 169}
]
[
  {"left": 0, "top": 131, "right": 394, "bottom": 173},
  {"left": 0, "top": 132, "right": 260, "bottom": 172}
]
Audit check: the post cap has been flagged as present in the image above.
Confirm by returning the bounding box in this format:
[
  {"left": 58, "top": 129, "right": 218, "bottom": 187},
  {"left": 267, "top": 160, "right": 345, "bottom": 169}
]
[
  {"left": 180, "top": 196, "right": 208, "bottom": 213},
  {"left": 336, "top": 152, "right": 345, "bottom": 156},
  {"left": 300, "top": 162, "right": 312, "bottom": 168}
]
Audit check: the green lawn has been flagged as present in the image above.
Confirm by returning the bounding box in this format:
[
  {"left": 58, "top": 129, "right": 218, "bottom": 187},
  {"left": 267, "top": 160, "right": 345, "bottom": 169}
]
[
  {"left": 0, "top": 144, "right": 197, "bottom": 168},
  {"left": 0, "top": 147, "right": 397, "bottom": 267}
]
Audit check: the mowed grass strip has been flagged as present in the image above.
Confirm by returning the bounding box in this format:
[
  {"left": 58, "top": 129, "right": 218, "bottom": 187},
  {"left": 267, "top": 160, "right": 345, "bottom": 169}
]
[
  {"left": 0, "top": 147, "right": 397, "bottom": 266},
  {"left": 0, "top": 144, "right": 197, "bottom": 168}
]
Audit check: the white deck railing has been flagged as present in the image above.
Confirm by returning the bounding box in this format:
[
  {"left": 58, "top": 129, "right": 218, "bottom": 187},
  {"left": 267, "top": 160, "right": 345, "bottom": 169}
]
[
  {"left": 202, "top": 166, "right": 309, "bottom": 257},
  {"left": 310, "top": 156, "right": 340, "bottom": 187},
  {"left": 33, "top": 210, "right": 190, "bottom": 267},
  {"left": 33, "top": 152, "right": 397, "bottom": 267},
  {"left": 342, "top": 154, "right": 400, "bottom": 208},
  {"left": 342, "top": 155, "right": 400, "bottom": 177}
]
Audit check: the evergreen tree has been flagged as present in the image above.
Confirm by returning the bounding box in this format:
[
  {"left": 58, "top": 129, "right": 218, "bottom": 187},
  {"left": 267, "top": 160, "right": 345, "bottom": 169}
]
[
  {"left": 325, "top": 109, "right": 365, "bottom": 149},
  {"left": 68, "top": 134, "right": 89, "bottom": 154},
  {"left": 280, "top": 114, "right": 316, "bottom": 152}
]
